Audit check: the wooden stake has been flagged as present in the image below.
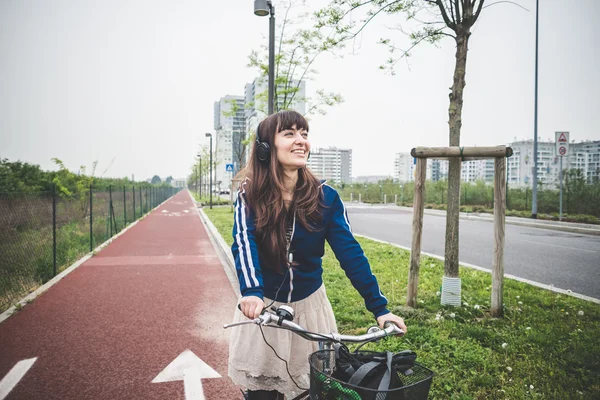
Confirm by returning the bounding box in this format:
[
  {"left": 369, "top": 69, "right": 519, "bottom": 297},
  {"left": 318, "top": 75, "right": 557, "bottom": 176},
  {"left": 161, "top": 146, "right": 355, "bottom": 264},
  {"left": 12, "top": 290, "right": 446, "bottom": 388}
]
[
  {"left": 407, "top": 158, "right": 427, "bottom": 308},
  {"left": 491, "top": 157, "right": 507, "bottom": 317}
]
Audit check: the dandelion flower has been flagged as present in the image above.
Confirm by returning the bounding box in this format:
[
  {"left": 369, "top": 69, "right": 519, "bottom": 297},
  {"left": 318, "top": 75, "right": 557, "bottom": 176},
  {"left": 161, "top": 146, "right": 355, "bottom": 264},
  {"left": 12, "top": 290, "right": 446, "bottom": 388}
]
[
  {"left": 506, "top": 366, "right": 512, "bottom": 372},
  {"left": 463, "top": 302, "right": 469, "bottom": 306},
  {"left": 530, "top": 385, "right": 534, "bottom": 390},
  {"left": 436, "top": 291, "right": 441, "bottom": 296},
  {"left": 578, "top": 310, "right": 584, "bottom": 316},
  {"left": 474, "top": 305, "right": 480, "bottom": 310},
  {"left": 449, "top": 313, "right": 456, "bottom": 318},
  {"left": 565, "top": 312, "right": 569, "bottom": 315},
  {"left": 518, "top": 301, "right": 523, "bottom": 305},
  {"left": 502, "top": 343, "right": 508, "bottom": 349},
  {"left": 526, "top": 327, "right": 531, "bottom": 330},
  {"left": 516, "top": 295, "right": 520, "bottom": 299}
]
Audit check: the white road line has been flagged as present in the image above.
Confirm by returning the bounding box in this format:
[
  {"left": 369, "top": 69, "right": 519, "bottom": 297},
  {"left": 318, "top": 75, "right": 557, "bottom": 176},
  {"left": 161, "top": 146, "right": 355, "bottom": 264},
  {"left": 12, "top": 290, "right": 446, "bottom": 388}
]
[
  {"left": 355, "top": 233, "right": 600, "bottom": 305},
  {"left": 0, "top": 358, "right": 37, "bottom": 400}
]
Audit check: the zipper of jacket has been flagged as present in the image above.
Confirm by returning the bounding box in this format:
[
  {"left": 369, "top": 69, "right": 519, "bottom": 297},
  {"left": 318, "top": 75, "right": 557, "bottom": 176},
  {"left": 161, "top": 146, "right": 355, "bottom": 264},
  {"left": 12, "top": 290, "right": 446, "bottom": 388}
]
[{"left": 286, "top": 210, "right": 297, "bottom": 303}]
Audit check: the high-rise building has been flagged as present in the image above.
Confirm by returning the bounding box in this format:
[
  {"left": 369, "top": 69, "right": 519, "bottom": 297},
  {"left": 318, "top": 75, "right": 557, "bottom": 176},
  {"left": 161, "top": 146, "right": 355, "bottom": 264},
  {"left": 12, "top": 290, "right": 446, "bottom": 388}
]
[
  {"left": 213, "top": 95, "right": 245, "bottom": 190},
  {"left": 245, "top": 77, "right": 307, "bottom": 121},
  {"left": 505, "top": 139, "right": 600, "bottom": 187},
  {"left": 393, "top": 153, "right": 493, "bottom": 183},
  {"left": 570, "top": 140, "right": 600, "bottom": 183},
  {"left": 392, "top": 139, "right": 599, "bottom": 188},
  {"left": 306, "top": 147, "right": 352, "bottom": 183},
  {"left": 393, "top": 153, "right": 433, "bottom": 182}
]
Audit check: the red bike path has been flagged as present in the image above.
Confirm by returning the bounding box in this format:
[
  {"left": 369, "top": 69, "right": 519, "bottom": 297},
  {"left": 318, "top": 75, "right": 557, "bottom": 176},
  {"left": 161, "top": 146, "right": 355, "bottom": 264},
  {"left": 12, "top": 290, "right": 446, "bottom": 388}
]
[{"left": 0, "top": 190, "right": 243, "bottom": 399}]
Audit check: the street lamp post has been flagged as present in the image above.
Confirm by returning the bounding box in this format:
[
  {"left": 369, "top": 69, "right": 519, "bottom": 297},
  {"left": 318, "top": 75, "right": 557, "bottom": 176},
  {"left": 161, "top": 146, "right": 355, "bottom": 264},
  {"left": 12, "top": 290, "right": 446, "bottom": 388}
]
[
  {"left": 205, "top": 133, "right": 213, "bottom": 209},
  {"left": 532, "top": 0, "right": 539, "bottom": 219},
  {"left": 254, "top": 0, "right": 275, "bottom": 115},
  {"left": 197, "top": 154, "right": 202, "bottom": 198}
]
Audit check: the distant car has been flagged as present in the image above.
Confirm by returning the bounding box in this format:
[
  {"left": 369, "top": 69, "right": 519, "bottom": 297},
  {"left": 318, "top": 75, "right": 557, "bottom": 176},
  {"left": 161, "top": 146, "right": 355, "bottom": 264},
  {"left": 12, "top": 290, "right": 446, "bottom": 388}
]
[{"left": 219, "top": 189, "right": 230, "bottom": 195}]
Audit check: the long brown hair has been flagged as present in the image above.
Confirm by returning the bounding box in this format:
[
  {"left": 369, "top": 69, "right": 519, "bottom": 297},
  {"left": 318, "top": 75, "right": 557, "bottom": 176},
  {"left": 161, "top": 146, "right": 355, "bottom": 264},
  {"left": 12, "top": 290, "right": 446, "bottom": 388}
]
[{"left": 239, "top": 110, "right": 323, "bottom": 273}]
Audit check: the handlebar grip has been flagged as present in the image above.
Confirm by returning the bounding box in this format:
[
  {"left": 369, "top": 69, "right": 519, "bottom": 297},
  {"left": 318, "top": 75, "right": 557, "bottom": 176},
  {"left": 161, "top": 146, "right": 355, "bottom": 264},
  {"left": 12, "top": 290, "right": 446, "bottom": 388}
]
[
  {"left": 383, "top": 321, "right": 398, "bottom": 329},
  {"left": 383, "top": 321, "right": 404, "bottom": 335}
]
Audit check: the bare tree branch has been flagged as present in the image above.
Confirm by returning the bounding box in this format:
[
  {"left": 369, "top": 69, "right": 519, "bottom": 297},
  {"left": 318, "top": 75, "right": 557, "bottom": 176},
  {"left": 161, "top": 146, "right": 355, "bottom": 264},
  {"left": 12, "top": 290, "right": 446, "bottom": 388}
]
[
  {"left": 436, "top": 0, "right": 457, "bottom": 30},
  {"left": 387, "top": 27, "right": 451, "bottom": 70},
  {"left": 482, "top": 0, "right": 529, "bottom": 12}
]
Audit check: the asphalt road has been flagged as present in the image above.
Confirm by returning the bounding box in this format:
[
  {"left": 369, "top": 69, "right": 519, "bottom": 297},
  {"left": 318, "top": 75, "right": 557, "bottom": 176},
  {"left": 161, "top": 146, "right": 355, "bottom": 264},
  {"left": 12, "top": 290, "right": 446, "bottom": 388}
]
[{"left": 346, "top": 206, "right": 600, "bottom": 300}]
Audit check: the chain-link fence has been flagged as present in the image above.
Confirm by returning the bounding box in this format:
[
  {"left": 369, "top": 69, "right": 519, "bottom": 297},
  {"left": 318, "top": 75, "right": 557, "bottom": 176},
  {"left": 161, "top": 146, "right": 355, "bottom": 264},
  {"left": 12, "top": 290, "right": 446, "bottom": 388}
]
[{"left": 0, "top": 185, "right": 179, "bottom": 313}]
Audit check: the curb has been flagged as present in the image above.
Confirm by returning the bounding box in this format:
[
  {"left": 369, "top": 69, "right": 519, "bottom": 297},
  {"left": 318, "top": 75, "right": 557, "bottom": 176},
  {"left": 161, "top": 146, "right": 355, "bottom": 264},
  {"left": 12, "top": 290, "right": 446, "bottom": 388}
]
[
  {"left": 355, "top": 233, "right": 600, "bottom": 305},
  {"left": 0, "top": 195, "right": 174, "bottom": 324},
  {"left": 188, "top": 198, "right": 600, "bottom": 305},
  {"left": 188, "top": 191, "right": 240, "bottom": 297}
]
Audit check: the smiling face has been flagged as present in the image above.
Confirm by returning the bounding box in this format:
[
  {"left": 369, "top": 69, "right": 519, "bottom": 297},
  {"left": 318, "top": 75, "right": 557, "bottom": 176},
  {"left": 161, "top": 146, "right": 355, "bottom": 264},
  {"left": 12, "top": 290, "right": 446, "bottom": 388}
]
[{"left": 273, "top": 124, "right": 310, "bottom": 173}]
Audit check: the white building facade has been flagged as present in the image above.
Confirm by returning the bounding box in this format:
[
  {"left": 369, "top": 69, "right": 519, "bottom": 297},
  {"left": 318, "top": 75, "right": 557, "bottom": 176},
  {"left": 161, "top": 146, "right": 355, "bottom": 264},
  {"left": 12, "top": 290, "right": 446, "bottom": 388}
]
[
  {"left": 306, "top": 147, "right": 352, "bottom": 184},
  {"left": 507, "top": 139, "right": 600, "bottom": 187},
  {"left": 213, "top": 95, "right": 245, "bottom": 191},
  {"left": 391, "top": 139, "right": 599, "bottom": 187},
  {"left": 393, "top": 153, "right": 494, "bottom": 183}
]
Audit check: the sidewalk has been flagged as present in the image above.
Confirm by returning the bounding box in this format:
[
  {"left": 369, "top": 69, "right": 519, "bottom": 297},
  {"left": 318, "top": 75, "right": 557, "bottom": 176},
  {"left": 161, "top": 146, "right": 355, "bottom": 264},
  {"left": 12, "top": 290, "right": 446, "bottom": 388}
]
[
  {"left": 0, "top": 190, "right": 242, "bottom": 400},
  {"left": 347, "top": 202, "right": 600, "bottom": 236}
]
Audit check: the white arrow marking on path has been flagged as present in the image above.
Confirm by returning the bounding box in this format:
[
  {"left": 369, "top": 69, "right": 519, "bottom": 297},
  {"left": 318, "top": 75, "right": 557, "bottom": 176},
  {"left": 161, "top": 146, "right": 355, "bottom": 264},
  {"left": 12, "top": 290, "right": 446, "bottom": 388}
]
[
  {"left": 0, "top": 358, "right": 37, "bottom": 400},
  {"left": 152, "top": 350, "right": 221, "bottom": 400}
]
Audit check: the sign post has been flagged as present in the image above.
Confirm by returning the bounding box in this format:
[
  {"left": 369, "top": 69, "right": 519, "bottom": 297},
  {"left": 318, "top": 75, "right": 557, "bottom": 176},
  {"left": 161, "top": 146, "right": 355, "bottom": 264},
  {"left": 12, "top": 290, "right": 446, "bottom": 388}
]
[
  {"left": 226, "top": 163, "right": 234, "bottom": 211},
  {"left": 555, "top": 132, "right": 569, "bottom": 221}
]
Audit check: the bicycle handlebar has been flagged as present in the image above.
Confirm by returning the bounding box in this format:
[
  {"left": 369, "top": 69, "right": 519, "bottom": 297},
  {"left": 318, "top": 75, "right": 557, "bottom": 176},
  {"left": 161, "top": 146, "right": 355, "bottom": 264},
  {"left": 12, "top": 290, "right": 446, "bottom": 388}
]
[{"left": 223, "top": 307, "right": 404, "bottom": 343}]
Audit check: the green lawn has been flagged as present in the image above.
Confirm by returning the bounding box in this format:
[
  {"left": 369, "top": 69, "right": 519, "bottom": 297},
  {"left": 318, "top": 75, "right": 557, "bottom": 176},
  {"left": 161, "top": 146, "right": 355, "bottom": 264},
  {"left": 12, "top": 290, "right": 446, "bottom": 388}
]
[{"left": 204, "top": 206, "right": 600, "bottom": 399}]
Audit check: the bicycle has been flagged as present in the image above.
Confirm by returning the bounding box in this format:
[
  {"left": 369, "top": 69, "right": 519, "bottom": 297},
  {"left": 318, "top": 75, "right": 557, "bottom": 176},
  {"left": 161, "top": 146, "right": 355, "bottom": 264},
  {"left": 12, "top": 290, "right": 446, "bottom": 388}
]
[{"left": 224, "top": 305, "right": 434, "bottom": 400}]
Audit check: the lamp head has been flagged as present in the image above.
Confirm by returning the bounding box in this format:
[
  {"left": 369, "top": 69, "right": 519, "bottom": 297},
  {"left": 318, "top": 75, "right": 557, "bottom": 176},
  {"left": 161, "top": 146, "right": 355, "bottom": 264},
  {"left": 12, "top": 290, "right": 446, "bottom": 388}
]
[
  {"left": 254, "top": 0, "right": 270, "bottom": 16},
  {"left": 205, "top": 133, "right": 212, "bottom": 138}
]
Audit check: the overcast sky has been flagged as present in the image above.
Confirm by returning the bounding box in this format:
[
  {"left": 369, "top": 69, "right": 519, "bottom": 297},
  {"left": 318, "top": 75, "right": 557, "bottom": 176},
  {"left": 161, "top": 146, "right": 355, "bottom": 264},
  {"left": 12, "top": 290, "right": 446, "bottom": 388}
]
[{"left": 1, "top": 0, "right": 599, "bottom": 181}]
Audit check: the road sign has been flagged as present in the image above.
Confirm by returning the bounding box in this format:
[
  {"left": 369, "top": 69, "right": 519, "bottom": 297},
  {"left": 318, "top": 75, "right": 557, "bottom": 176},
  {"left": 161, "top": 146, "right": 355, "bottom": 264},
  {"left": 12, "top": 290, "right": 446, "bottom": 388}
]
[
  {"left": 555, "top": 131, "right": 569, "bottom": 157},
  {"left": 225, "top": 163, "right": 234, "bottom": 172}
]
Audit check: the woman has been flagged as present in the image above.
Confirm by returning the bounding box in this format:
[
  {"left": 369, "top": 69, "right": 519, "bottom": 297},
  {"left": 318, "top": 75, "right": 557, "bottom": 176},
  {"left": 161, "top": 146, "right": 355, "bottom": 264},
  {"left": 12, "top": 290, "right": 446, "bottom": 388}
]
[{"left": 229, "top": 110, "right": 407, "bottom": 400}]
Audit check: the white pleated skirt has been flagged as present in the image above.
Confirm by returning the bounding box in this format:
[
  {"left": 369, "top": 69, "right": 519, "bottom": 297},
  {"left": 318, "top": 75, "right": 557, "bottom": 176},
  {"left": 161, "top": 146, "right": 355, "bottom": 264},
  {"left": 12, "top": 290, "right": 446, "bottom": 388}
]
[{"left": 228, "top": 284, "right": 338, "bottom": 397}]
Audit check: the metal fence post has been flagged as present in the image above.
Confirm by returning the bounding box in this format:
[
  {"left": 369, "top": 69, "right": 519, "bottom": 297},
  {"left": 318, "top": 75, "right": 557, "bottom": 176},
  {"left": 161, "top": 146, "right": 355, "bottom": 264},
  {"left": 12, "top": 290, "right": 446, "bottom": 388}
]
[
  {"left": 53, "top": 183, "right": 57, "bottom": 277},
  {"left": 123, "top": 186, "right": 127, "bottom": 225},
  {"left": 90, "top": 184, "right": 93, "bottom": 252},
  {"left": 133, "top": 186, "right": 136, "bottom": 220},
  {"left": 109, "top": 185, "right": 113, "bottom": 237}
]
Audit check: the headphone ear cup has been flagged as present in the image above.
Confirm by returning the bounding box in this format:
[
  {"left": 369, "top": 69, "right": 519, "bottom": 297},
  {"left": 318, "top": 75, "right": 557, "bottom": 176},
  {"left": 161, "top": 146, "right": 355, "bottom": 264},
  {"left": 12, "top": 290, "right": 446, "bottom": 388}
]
[{"left": 257, "top": 141, "right": 270, "bottom": 164}]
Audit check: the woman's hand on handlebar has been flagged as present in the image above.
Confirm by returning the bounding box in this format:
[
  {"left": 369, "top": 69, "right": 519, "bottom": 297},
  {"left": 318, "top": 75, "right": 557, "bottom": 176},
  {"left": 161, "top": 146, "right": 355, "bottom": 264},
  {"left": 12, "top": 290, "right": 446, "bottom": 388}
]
[
  {"left": 377, "top": 312, "right": 407, "bottom": 335},
  {"left": 239, "top": 296, "right": 265, "bottom": 319}
]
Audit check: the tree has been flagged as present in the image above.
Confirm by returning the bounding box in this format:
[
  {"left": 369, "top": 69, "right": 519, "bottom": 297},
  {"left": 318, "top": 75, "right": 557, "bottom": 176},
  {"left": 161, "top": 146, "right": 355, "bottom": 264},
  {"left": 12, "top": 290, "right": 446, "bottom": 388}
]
[
  {"left": 0, "top": 159, "right": 51, "bottom": 192},
  {"left": 248, "top": 0, "right": 345, "bottom": 117},
  {"left": 317, "top": 0, "right": 487, "bottom": 307},
  {"left": 165, "top": 176, "right": 174, "bottom": 184},
  {"left": 151, "top": 175, "right": 162, "bottom": 185}
]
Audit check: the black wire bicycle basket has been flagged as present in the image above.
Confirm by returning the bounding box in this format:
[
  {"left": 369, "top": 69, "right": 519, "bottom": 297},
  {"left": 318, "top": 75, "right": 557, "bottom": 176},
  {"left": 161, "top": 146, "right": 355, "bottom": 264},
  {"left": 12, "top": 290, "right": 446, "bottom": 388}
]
[{"left": 309, "top": 350, "right": 434, "bottom": 400}]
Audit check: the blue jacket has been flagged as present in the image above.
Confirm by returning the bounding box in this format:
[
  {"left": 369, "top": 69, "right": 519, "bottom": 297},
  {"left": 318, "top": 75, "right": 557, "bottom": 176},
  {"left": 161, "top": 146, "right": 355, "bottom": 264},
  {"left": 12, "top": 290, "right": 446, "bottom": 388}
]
[{"left": 231, "top": 180, "right": 389, "bottom": 318}]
